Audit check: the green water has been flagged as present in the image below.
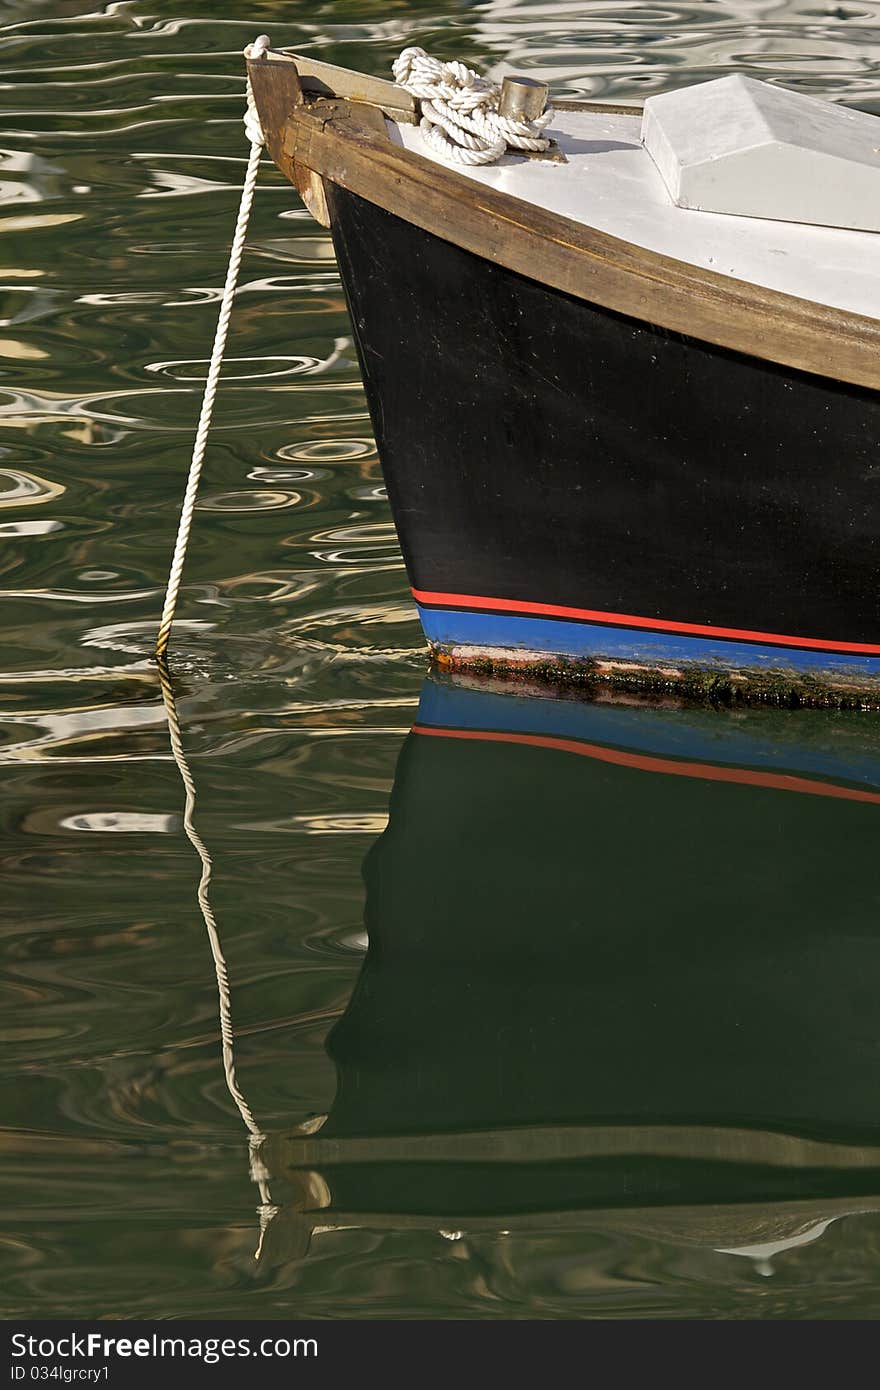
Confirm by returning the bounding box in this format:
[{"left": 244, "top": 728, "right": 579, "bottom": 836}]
[{"left": 2, "top": 0, "right": 880, "bottom": 1320}]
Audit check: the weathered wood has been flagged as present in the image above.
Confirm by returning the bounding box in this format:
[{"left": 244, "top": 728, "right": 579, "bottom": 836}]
[
  {"left": 246, "top": 55, "right": 880, "bottom": 391},
  {"left": 556, "top": 98, "right": 644, "bottom": 115},
  {"left": 294, "top": 55, "right": 417, "bottom": 121},
  {"left": 288, "top": 100, "right": 384, "bottom": 228},
  {"left": 253, "top": 46, "right": 417, "bottom": 121},
  {"left": 247, "top": 49, "right": 303, "bottom": 176},
  {"left": 294, "top": 165, "right": 330, "bottom": 227}
]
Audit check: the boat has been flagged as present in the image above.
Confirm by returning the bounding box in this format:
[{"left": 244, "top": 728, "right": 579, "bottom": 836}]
[
  {"left": 246, "top": 42, "right": 880, "bottom": 707},
  {"left": 265, "top": 672, "right": 880, "bottom": 1270}
]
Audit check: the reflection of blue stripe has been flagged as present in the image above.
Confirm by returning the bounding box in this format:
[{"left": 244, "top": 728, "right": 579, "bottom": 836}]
[
  {"left": 417, "top": 677, "right": 880, "bottom": 792},
  {"left": 418, "top": 605, "right": 880, "bottom": 677}
]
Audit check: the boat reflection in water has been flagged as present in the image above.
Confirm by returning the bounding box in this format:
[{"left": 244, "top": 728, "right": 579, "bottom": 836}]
[
  {"left": 268, "top": 673, "right": 880, "bottom": 1274},
  {"left": 264, "top": 672, "right": 878, "bottom": 1273}
]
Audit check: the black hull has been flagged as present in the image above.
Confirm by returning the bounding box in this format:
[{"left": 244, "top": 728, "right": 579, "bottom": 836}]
[{"left": 328, "top": 185, "right": 880, "bottom": 699}]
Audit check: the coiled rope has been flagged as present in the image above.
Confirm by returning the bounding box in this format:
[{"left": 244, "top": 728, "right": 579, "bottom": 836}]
[
  {"left": 392, "top": 46, "right": 554, "bottom": 165},
  {"left": 154, "top": 35, "right": 271, "bottom": 658}
]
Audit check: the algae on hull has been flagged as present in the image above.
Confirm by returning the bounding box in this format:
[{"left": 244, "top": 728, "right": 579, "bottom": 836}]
[{"left": 431, "top": 644, "right": 880, "bottom": 711}]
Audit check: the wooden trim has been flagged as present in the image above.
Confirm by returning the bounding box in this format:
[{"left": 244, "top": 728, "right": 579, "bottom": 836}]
[
  {"left": 249, "top": 46, "right": 417, "bottom": 121},
  {"left": 556, "top": 97, "right": 644, "bottom": 115},
  {"left": 250, "top": 48, "right": 635, "bottom": 118},
  {"left": 247, "top": 56, "right": 880, "bottom": 391}
]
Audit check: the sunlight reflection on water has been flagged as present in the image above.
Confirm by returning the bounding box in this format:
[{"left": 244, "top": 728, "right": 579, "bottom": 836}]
[{"left": 0, "top": 0, "right": 879, "bottom": 1321}]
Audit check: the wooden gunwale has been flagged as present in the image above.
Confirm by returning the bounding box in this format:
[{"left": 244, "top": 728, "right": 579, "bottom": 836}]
[{"left": 247, "top": 53, "right": 880, "bottom": 391}]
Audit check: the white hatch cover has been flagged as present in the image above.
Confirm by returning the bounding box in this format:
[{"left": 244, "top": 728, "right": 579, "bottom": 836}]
[{"left": 641, "top": 75, "right": 880, "bottom": 233}]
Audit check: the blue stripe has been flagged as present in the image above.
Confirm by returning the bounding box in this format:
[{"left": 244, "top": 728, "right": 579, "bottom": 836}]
[{"left": 417, "top": 605, "right": 880, "bottom": 679}]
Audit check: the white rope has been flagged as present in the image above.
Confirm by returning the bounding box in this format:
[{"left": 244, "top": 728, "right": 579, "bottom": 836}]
[
  {"left": 392, "top": 46, "right": 554, "bottom": 166},
  {"left": 154, "top": 34, "right": 271, "bottom": 658}
]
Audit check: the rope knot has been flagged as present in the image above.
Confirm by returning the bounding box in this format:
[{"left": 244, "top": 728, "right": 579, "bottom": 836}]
[
  {"left": 243, "top": 35, "right": 270, "bottom": 147},
  {"left": 392, "top": 45, "right": 554, "bottom": 166},
  {"left": 244, "top": 91, "right": 265, "bottom": 148}
]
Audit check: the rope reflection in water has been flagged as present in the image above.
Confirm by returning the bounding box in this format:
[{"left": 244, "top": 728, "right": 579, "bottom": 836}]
[{"left": 156, "top": 656, "right": 278, "bottom": 1260}]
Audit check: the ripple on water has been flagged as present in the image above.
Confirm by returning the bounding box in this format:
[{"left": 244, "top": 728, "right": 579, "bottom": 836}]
[
  {"left": 1, "top": 0, "right": 879, "bottom": 1323},
  {"left": 0, "top": 467, "right": 64, "bottom": 506}
]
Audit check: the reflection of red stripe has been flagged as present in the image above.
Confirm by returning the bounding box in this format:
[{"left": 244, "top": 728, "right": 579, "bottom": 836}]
[
  {"left": 412, "top": 724, "right": 880, "bottom": 805},
  {"left": 411, "top": 588, "right": 880, "bottom": 657}
]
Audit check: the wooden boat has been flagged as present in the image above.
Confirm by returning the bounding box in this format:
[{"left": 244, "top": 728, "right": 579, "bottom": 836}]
[
  {"left": 247, "top": 46, "right": 880, "bottom": 706},
  {"left": 267, "top": 673, "right": 880, "bottom": 1266}
]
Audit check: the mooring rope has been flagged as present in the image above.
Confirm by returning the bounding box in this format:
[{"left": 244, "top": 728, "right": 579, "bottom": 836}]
[
  {"left": 154, "top": 35, "right": 271, "bottom": 658},
  {"left": 392, "top": 46, "right": 554, "bottom": 165}
]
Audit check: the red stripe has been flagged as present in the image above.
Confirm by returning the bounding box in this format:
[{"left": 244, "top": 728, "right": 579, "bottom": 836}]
[
  {"left": 411, "top": 588, "right": 880, "bottom": 657},
  {"left": 413, "top": 725, "right": 880, "bottom": 805}
]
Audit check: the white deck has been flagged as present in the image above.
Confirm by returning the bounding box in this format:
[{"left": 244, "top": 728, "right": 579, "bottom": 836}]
[{"left": 389, "top": 110, "right": 880, "bottom": 321}]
